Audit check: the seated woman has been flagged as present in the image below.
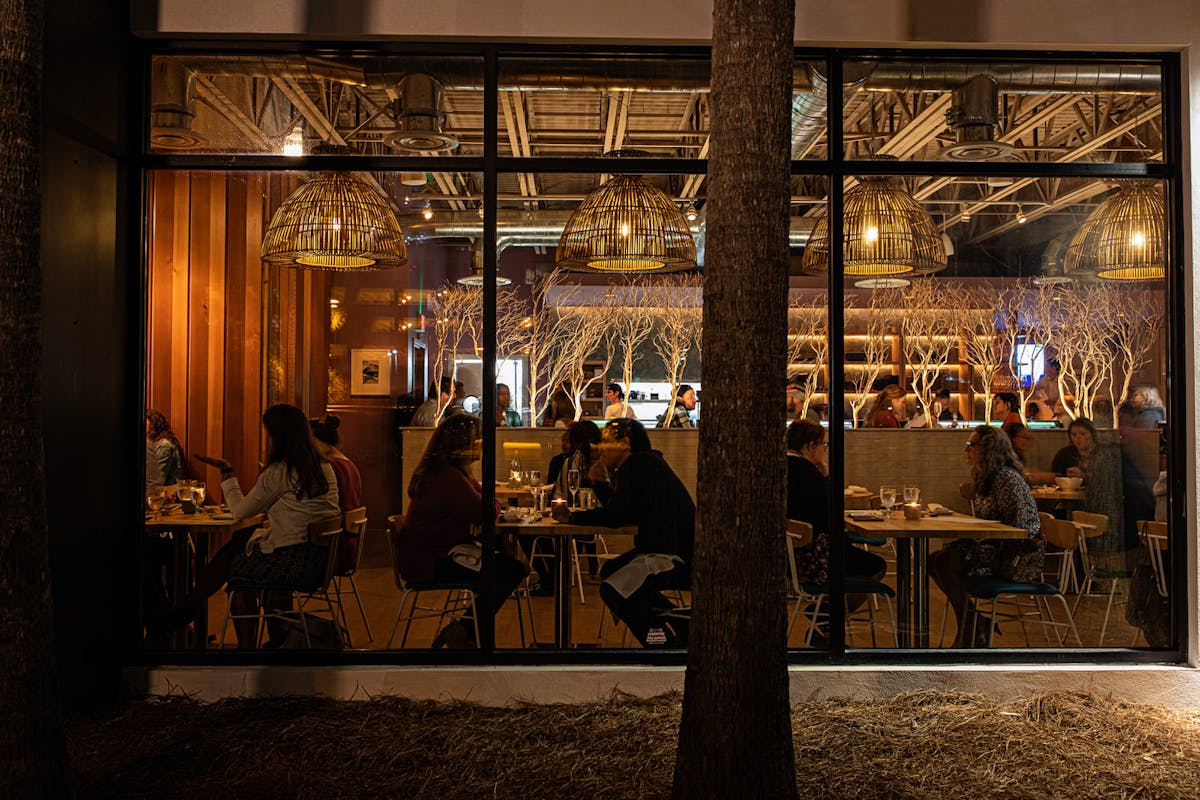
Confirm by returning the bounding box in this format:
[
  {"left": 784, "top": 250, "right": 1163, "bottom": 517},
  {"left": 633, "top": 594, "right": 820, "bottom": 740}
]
[
  {"left": 159, "top": 404, "right": 341, "bottom": 648},
  {"left": 865, "top": 384, "right": 905, "bottom": 428},
  {"left": 310, "top": 414, "right": 363, "bottom": 573},
  {"left": 146, "top": 409, "right": 185, "bottom": 486},
  {"left": 930, "top": 425, "right": 1044, "bottom": 648},
  {"left": 527, "top": 420, "right": 604, "bottom": 593},
  {"left": 786, "top": 420, "right": 886, "bottom": 632},
  {"left": 1052, "top": 416, "right": 1128, "bottom": 553},
  {"left": 1120, "top": 385, "right": 1165, "bottom": 429},
  {"left": 395, "top": 414, "right": 528, "bottom": 648}
]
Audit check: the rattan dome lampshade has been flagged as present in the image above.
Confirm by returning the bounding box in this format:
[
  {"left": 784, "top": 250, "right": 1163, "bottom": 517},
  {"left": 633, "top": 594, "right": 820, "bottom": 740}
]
[
  {"left": 261, "top": 172, "right": 407, "bottom": 270},
  {"left": 802, "top": 176, "right": 947, "bottom": 276},
  {"left": 1063, "top": 183, "right": 1164, "bottom": 281},
  {"left": 556, "top": 174, "right": 696, "bottom": 273}
]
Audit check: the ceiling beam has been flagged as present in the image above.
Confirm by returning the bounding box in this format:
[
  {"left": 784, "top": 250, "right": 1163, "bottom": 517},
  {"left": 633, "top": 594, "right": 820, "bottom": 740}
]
[{"left": 193, "top": 75, "right": 275, "bottom": 151}]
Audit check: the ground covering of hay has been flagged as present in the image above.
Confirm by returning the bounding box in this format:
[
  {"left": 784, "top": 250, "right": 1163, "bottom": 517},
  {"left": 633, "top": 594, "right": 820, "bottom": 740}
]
[{"left": 66, "top": 690, "right": 1200, "bottom": 799}]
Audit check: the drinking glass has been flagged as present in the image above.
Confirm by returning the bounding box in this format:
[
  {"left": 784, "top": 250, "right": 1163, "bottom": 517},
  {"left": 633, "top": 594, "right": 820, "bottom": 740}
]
[
  {"left": 177, "top": 481, "right": 194, "bottom": 504},
  {"left": 146, "top": 487, "right": 165, "bottom": 519},
  {"left": 192, "top": 481, "right": 206, "bottom": 509},
  {"left": 879, "top": 486, "right": 897, "bottom": 518},
  {"left": 528, "top": 470, "right": 542, "bottom": 489},
  {"left": 567, "top": 468, "right": 582, "bottom": 508},
  {"left": 903, "top": 485, "right": 920, "bottom": 505}
]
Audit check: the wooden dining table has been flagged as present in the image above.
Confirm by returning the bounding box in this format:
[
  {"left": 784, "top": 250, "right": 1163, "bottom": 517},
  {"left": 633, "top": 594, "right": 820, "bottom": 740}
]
[
  {"left": 497, "top": 514, "right": 635, "bottom": 648},
  {"left": 145, "top": 509, "right": 265, "bottom": 649},
  {"left": 1031, "top": 486, "right": 1086, "bottom": 504},
  {"left": 843, "top": 510, "right": 1028, "bottom": 647}
]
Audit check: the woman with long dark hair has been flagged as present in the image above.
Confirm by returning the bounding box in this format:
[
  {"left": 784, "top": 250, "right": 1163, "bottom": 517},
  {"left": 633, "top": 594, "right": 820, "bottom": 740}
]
[
  {"left": 157, "top": 404, "right": 340, "bottom": 647},
  {"left": 146, "top": 408, "right": 185, "bottom": 485},
  {"left": 930, "top": 425, "right": 1043, "bottom": 647},
  {"left": 396, "top": 413, "right": 528, "bottom": 648}
]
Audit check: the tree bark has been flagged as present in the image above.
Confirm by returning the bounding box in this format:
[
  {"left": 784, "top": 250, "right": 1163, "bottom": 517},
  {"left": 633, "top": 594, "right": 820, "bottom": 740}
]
[
  {"left": 0, "top": 0, "right": 72, "bottom": 796},
  {"left": 673, "top": 1, "right": 796, "bottom": 798}
]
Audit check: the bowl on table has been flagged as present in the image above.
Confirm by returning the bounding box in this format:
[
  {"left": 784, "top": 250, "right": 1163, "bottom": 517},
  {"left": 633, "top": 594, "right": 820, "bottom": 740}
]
[{"left": 1054, "top": 476, "right": 1083, "bottom": 491}]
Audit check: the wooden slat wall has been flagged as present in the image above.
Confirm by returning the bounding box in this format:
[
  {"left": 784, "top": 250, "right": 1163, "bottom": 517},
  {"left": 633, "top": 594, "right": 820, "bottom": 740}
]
[{"left": 147, "top": 171, "right": 327, "bottom": 499}]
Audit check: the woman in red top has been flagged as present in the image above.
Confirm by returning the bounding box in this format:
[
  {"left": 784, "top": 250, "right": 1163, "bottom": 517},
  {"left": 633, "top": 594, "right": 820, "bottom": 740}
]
[
  {"left": 311, "top": 414, "right": 363, "bottom": 573},
  {"left": 397, "top": 414, "right": 528, "bottom": 648}
]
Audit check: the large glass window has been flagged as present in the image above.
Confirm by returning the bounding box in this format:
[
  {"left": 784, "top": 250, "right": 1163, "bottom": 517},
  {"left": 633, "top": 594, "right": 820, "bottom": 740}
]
[{"left": 140, "top": 47, "right": 1180, "bottom": 660}]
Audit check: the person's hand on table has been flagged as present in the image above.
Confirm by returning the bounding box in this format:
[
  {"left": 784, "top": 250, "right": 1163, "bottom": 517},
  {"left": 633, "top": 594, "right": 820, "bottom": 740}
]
[
  {"left": 551, "top": 503, "right": 571, "bottom": 522},
  {"left": 1066, "top": 466, "right": 1084, "bottom": 479},
  {"left": 196, "top": 454, "right": 234, "bottom": 475}
]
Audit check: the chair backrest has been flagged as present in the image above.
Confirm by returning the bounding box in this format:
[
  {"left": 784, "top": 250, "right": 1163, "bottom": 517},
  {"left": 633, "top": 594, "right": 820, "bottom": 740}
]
[
  {"left": 307, "top": 516, "right": 345, "bottom": 591},
  {"left": 1137, "top": 520, "right": 1169, "bottom": 597},
  {"left": 785, "top": 520, "right": 814, "bottom": 595},
  {"left": 385, "top": 513, "right": 406, "bottom": 590},
  {"left": 1070, "top": 510, "right": 1108, "bottom": 539},
  {"left": 339, "top": 506, "right": 368, "bottom": 575},
  {"left": 1040, "top": 516, "right": 1078, "bottom": 551}
]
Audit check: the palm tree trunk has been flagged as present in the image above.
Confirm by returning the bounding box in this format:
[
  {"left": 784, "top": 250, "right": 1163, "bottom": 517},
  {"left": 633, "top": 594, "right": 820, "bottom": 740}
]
[
  {"left": 673, "top": 1, "right": 797, "bottom": 798},
  {"left": 0, "top": 1, "right": 72, "bottom": 796}
]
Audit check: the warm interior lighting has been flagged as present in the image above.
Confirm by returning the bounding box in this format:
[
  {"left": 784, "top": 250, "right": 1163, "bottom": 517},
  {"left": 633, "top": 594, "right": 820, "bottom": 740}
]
[
  {"left": 556, "top": 151, "right": 696, "bottom": 274},
  {"left": 422, "top": 203, "right": 434, "bottom": 221},
  {"left": 282, "top": 126, "right": 305, "bottom": 157},
  {"left": 685, "top": 204, "right": 698, "bottom": 223},
  {"left": 802, "top": 173, "right": 946, "bottom": 277},
  {"left": 1016, "top": 206, "right": 1027, "bottom": 224},
  {"left": 260, "top": 171, "right": 407, "bottom": 270},
  {"left": 1064, "top": 182, "right": 1164, "bottom": 281}
]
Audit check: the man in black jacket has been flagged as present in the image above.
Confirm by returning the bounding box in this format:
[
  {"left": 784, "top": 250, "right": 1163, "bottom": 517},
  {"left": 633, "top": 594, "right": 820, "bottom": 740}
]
[{"left": 553, "top": 418, "right": 694, "bottom": 647}]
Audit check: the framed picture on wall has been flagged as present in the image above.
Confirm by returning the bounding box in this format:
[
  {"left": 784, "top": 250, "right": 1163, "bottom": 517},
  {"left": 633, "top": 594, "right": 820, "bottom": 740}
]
[{"left": 350, "top": 348, "right": 391, "bottom": 396}]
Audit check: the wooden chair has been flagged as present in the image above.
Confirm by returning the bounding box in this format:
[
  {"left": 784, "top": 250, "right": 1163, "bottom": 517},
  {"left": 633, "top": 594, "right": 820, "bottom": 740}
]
[
  {"left": 220, "top": 516, "right": 346, "bottom": 648},
  {"left": 329, "top": 506, "right": 371, "bottom": 643},
  {"left": 1039, "top": 511, "right": 1079, "bottom": 595},
  {"left": 1070, "top": 509, "right": 1130, "bottom": 645}
]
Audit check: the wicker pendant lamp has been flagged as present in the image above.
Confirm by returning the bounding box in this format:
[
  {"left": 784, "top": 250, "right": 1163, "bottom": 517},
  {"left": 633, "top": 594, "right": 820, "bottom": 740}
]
[
  {"left": 1063, "top": 183, "right": 1164, "bottom": 281},
  {"left": 556, "top": 151, "right": 696, "bottom": 273},
  {"left": 261, "top": 171, "right": 407, "bottom": 270},
  {"left": 802, "top": 175, "right": 946, "bottom": 277}
]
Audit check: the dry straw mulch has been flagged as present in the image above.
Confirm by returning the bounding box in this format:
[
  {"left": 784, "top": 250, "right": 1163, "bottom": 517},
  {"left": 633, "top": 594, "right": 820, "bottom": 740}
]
[{"left": 66, "top": 690, "right": 1200, "bottom": 800}]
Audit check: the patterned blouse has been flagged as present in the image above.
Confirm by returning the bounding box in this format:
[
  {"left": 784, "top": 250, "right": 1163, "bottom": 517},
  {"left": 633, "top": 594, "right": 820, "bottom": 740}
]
[{"left": 973, "top": 466, "right": 1042, "bottom": 540}]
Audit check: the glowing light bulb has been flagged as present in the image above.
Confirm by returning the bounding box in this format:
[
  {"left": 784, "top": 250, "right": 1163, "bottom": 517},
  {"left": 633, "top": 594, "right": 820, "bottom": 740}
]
[
  {"left": 620, "top": 222, "right": 631, "bottom": 237},
  {"left": 685, "top": 205, "right": 697, "bottom": 222},
  {"left": 1130, "top": 230, "right": 1146, "bottom": 248},
  {"left": 422, "top": 204, "right": 434, "bottom": 221},
  {"left": 1016, "top": 207, "right": 1027, "bottom": 224},
  {"left": 863, "top": 225, "right": 879, "bottom": 244},
  {"left": 282, "top": 126, "right": 304, "bottom": 157}
]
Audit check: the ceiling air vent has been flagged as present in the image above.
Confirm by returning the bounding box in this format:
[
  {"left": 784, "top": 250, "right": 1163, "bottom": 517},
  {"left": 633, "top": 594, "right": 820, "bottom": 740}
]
[
  {"left": 938, "top": 75, "right": 1012, "bottom": 162},
  {"left": 384, "top": 74, "right": 459, "bottom": 153},
  {"left": 150, "top": 58, "right": 207, "bottom": 149}
]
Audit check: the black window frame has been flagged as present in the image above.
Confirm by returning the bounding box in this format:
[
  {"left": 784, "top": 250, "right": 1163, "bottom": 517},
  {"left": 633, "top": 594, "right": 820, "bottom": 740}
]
[{"left": 133, "top": 40, "right": 1186, "bottom": 669}]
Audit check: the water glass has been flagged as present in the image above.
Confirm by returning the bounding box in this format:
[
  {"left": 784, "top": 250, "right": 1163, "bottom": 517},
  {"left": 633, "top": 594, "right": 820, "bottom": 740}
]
[
  {"left": 903, "top": 485, "right": 920, "bottom": 505},
  {"left": 528, "top": 470, "right": 542, "bottom": 489},
  {"left": 879, "top": 485, "right": 897, "bottom": 518}
]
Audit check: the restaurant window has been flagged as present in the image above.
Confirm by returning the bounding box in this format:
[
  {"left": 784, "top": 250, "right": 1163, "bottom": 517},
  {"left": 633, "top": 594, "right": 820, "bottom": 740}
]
[{"left": 140, "top": 47, "right": 1180, "bottom": 660}]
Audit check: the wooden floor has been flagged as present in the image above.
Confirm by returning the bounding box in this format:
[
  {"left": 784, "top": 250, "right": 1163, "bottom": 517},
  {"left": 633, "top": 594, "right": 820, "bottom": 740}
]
[{"left": 200, "top": 535, "right": 1153, "bottom": 651}]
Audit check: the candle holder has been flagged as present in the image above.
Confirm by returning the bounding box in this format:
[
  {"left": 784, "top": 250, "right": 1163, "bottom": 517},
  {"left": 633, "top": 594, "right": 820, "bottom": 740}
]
[{"left": 903, "top": 502, "right": 922, "bottom": 520}]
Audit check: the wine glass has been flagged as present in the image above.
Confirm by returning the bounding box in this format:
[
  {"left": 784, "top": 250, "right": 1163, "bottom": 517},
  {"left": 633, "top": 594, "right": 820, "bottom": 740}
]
[
  {"left": 879, "top": 485, "right": 897, "bottom": 518},
  {"left": 192, "top": 481, "right": 207, "bottom": 510},
  {"left": 528, "top": 469, "right": 542, "bottom": 489},
  {"left": 177, "top": 481, "right": 194, "bottom": 505},
  {"left": 567, "top": 468, "right": 581, "bottom": 508},
  {"left": 146, "top": 487, "right": 165, "bottom": 519},
  {"left": 903, "top": 485, "right": 920, "bottom": 505}
]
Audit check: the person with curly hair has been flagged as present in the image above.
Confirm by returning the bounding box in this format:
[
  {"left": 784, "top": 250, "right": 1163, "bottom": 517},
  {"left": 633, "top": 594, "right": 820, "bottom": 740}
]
[
  {"left": 931, "top": 425, "right": 1043, "bottom": 647},
  {"left": 146, "top": 409, "right": 185, "bottom": 485}
]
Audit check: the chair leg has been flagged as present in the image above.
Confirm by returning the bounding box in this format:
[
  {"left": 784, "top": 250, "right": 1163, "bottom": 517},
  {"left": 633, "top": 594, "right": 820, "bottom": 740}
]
[
  {"left": 1098, "top": 578, "right": 1120, "bottom": 646},
  {"left": 805, "top": 595, "right": 826, "bottom": 646},
  {"left": 346, "top": 575, "right": 374, "bottom": 642},
  {"left": 1052, "top": 593, "right": 1083, "bottom": 647},
  {"left": 400, "top": 589, "right": 422, "bottom": 649},
  {"left": 570, "top": 539, "right": 585, "bottom": 605},
  {"left": 393, "top": 587, "right": 417, "bottom": 652}
]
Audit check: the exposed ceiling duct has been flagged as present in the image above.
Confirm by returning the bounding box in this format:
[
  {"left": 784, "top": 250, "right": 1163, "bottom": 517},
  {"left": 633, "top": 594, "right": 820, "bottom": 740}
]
[
  {"left": 150, "top": 57, "right": 207, "bottom": 149},
  {"left": 403, "top": 212, "right": 815, "bottom": 267},
  {"left": 938, "top": 75, "right": 1013, "bottom": 161},
  {"left": 385, "top": 73, "right": 459, "bottom": 153}
]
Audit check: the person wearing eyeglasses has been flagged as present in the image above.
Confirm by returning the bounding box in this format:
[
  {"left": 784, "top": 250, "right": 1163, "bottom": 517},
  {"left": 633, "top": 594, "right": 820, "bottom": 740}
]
[
  {"left": 930, "top": 425, "right": 1043, "bottom": 648},
  {"left": 786, "top": 419, "right": 886, "bottom": 644}
]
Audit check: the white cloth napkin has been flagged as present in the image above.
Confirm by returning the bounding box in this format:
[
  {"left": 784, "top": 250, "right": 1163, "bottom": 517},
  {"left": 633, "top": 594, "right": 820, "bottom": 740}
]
[
  {"left": 449, "top": 542, "right": 483, "bottom": 572},
  {"left": 603, "top": 553, "right": 682, "bottom": 599}
]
